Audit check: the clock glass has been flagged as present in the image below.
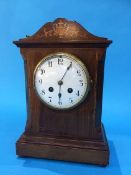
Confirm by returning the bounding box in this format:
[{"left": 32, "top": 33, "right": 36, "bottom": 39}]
[{"left": 34, "top": 53, "right": 90, "bottom": 109}]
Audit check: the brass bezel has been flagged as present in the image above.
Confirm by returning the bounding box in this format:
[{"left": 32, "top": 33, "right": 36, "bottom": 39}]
[{"left": 33, "top": 52, "right": 91, "bottom": 110}]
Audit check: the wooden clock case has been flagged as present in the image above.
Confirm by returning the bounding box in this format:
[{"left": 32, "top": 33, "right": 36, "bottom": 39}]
[{"left": 13, "top": 18, "right": 112, "bottom": 166}]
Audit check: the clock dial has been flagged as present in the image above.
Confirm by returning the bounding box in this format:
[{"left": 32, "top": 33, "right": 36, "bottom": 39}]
[{"left": 34, "top": 53, "right": 90, "bottom": 109}]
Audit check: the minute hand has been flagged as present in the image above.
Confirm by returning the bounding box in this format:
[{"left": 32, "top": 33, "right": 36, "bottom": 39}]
[{"left": 60, "top": 62, "right": 72, "bottom": 81}]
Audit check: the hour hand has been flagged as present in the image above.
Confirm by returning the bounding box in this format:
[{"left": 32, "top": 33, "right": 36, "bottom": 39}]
[
  {"left": 58, "top": 83, "right": 62, "bottom": 102},
  {"left": 58, "top": 91, "right": 62, "bottom": 105},
  {"left": 58, "top": 93, "right": 62, "bottom": 99}
]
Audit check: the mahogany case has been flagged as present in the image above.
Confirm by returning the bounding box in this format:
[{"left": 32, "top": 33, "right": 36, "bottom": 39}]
[{"left": 13, "top": 18, "right": 112, "bottom": 166}]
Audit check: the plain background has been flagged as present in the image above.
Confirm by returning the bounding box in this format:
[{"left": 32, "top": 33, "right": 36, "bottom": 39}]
[{"left": 0, "top": 0, "right": 131, "bottom": 174}]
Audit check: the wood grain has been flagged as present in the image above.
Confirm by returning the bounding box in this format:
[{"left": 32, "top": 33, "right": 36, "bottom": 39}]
[{"left": 13, "top": 18, "right": 112, "bottom": 165}]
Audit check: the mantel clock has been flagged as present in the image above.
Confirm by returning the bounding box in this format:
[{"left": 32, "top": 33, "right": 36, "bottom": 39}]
[{"left": 13, "top": 18, "right": 112, "bottom": 166}]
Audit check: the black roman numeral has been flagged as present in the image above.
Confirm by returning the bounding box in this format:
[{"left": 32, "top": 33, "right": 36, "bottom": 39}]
[
  {"left": 49, "top": 97, "right": 52, "bottom": 102},
  {"left": 48, "top": 61, "right": 52, "bottom": 67},
  {"left": 76, "top": 90, "right": 80, "bottom": 96},
  {"left": 79, "top": 80, "right": 83, "bottom": 86},
  {"left": 69, "top": 98, "right": 73, "bottom": 103},
  {"left": 77, "top": 70, "right": 81, "bottom": 76},
  {"left": 41, "top": 90, "right": 45, "bottom": 95},
  {"left": 58, "top": 101, "right": 62, "bottom": 105},
  {"left": 39, "top": 79, "right": 42, "bottom": 84},
  {"left": 58, "top": 58, "right": 63, "bottom": 65},
  {"left": 40, "top": 69, "right": 45, "bottom": 75}
]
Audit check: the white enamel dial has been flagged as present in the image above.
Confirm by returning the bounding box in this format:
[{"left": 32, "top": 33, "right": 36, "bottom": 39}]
[{"left": 34, "top": 53, "right": 90, "bottom": 110}]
